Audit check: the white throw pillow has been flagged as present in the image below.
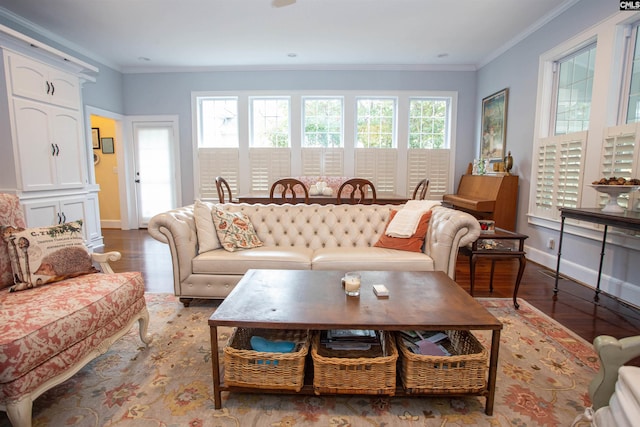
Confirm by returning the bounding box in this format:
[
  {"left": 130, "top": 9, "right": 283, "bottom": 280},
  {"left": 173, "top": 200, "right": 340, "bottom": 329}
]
[{"left": 193, "top": 200, "right": 221, "bottom": 252}]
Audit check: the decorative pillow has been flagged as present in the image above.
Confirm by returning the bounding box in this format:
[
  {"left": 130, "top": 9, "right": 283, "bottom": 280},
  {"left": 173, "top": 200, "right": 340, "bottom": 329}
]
[
  {"left": 1, "top": 220, "right": 98, "bottom": 292},
  {"left": 194, "top": 199, "right": 222, "bottom": 252},
  {"left": 374, "top": 210, "right": 432, "bottom": 253},
  {"left": 211, "top": 208, "right": 263, "bottom": 252}
]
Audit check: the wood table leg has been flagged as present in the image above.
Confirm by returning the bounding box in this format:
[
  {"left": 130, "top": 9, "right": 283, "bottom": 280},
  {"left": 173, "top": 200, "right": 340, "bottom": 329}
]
[
  {"left": 469, "top": 254, "right": 477, "bottom": 296},
  {"left": 485, "top": 328, "right": 501, "bottom": 415},
  {"left": 210, "top": 325, "right": 222, "bottom": 409}
]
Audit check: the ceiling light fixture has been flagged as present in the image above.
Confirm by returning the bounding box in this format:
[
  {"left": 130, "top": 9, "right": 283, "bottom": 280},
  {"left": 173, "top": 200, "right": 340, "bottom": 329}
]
[
  {"left": 138, "top": 56, "right": 151, "bottom": 62},
  {"left": 287, "top": 53, "right": 298, "bottom": 58},
  {"left": 437, "top": 53, "right": 449, "bottom": 58}
]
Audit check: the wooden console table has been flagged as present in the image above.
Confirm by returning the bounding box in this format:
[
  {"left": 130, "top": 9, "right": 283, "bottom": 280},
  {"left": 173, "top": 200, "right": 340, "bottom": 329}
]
[
  {"left": 554, "top": 207, "right": 640, "bottom": 301},
  {"left": 459, "top": 228, "right": 528, "bottom": 309}
]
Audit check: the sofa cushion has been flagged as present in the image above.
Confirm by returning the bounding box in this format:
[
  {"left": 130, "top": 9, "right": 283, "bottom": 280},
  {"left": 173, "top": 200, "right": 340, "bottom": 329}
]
[
  {"left": 0, "top": 271, "right": 145, "bottom": 386},
  {"left": 311, "top": 247, "right": 435, "bottom": 271},
  {"left": 193, "top": 199, "right": 221, "bottom": 252},
  {"left": 1, "top": 221, "right": 98, "bottom": 292},
  {"left": 212, "top": 208, "right": 263, "bottom": 252},
  {"left": 193, "top": 246, "right": 313, "bottom": 274},
  {"left": 375, "top": 209, "right": 432, "bottom": 252}
]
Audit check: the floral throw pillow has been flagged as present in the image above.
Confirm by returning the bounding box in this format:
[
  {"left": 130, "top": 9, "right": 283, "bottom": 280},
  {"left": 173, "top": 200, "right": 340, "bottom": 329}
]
[
  {"left": 1, "top": 220, "right": 98, "bottom": 292},
  {"left": 211, "top": 208, "right": 263, "bottom": 252}
]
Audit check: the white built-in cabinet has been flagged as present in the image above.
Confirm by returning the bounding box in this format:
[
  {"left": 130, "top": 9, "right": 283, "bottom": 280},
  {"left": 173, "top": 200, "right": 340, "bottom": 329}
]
[{"left": 0, "top": 42, "right": 103, "bottom": 249}]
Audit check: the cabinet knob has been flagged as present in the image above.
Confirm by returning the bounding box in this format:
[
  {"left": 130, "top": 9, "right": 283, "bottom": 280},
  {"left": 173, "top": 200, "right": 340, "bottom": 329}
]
[
  {"left": 46, "top": 81, "right": 50, "bottom": 95},
  {"left": 50, "top": 82, "right": 55, "bottom": 95}
]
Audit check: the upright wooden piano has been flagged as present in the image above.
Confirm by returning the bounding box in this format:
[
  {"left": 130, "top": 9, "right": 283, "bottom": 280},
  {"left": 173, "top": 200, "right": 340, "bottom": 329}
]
[{"left": 443, "top": 174, "right": 519, "bottom": 231}]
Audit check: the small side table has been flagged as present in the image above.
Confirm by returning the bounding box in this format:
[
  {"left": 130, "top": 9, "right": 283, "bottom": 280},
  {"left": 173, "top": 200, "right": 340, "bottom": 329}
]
[{"left": 460, "top": 228, "right": 528, "bottom": 309}]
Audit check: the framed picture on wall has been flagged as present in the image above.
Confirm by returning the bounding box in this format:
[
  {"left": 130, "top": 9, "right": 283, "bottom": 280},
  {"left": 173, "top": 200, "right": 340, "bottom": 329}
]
[
  {"left": 101, "top": 137, "right": 115, "bottom": 154},
  {"left": 92, "top": 128, "right": 101, "bottom": 149},
  {"left": 480, "top": 88, "right": 508, "bottom": 161}
]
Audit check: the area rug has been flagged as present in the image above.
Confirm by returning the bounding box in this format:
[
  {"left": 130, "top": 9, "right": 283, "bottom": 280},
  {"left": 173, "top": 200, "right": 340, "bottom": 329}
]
[{"left": 0, "top": 295, "right": 598, "bottom": 427}]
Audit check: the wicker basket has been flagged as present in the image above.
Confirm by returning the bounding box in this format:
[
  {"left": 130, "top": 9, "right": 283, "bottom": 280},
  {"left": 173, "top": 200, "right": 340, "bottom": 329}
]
[
  {"left": 397, "top": 329, "right": 488, "bottom": 394},
  {"left": 311, "top": 331, "right": 398, "bottom": 395},
  {"left": 223, "top": 328, "right": 310, "bottom": 391}
]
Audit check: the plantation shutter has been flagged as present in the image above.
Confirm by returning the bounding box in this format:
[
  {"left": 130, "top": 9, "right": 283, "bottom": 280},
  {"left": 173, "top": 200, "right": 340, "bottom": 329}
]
[
  {"left": 198, "top": 148, "right": 239, "bottom": 200},
  {"left": 301, "top": 148, "right": 344, "bottom": 176},
  {"left": 355, "top": 148, "right": 397, "bottom": 194},
  {"left": 533, "top": 131, "right": 587, "bottom": 219},
  {"left": 249, "top": 148, "right": 291, "bottom": 192},
  {"left": 601, "top": 124, "right": 640, "bottom": 210},
  {"left": 407, "top": 149, "right": 450, "bottom": 199}
]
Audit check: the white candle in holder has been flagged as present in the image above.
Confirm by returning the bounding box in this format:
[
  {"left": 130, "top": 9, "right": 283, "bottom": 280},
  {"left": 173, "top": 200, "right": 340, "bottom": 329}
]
[{"left": 344, "top": 272, "right": 361, "bottom": 296}]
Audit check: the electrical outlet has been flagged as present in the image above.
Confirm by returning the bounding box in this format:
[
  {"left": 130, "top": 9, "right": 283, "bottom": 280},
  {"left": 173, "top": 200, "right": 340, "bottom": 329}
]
[{"left": 547, "top": 238, "right": 555, "bottom": 250}]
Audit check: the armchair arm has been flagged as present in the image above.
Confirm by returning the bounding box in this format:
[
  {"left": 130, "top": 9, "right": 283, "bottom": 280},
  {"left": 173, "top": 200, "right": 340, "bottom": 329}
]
[
  {"left": 589, "top": 335, "right": 640, "bottom": 410},
  {"left": 91, "top": 251, "right": 122, "bottom": 274}
]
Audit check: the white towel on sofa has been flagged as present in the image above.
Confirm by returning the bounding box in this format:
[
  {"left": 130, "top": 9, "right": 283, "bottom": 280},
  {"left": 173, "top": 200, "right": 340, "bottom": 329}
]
[{"left": 385, "top": 200, "right": 441, "bottom": 238}]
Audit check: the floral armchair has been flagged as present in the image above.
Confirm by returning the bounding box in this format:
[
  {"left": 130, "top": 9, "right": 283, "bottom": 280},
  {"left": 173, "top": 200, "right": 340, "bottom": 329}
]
[{"left": 0, "top": 193, "right": 151, "bottom": 427}]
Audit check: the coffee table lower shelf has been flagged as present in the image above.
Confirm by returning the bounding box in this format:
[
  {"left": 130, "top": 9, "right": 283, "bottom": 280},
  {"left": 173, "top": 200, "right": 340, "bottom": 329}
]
[{"left": 210, "top": 328, "right": 498, "bottom": 415}]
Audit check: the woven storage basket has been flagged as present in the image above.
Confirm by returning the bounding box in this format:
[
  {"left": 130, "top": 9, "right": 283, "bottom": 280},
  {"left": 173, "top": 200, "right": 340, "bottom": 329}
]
[
  {"left": 397, "top": 329, "right": 488, "bottom": 394},
  {"left": 223, "top": 328, "right": 310, "bottom": 391},
  {"left": 311, "top": 331, "right": 397, "bottom": 395}
]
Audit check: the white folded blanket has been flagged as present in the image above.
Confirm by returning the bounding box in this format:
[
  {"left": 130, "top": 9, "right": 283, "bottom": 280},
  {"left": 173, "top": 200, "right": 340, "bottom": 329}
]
[{"left": 385, "top": 200, "right": 441, "bottom": 238}]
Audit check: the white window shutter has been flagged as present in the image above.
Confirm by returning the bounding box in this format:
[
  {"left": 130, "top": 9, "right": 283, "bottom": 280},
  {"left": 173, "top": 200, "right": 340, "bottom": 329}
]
[
  {"left": 198, "top": 148, "right": 239, "bottom": 200},
  {"left": 533, "top": 131, "right": 587, "bottom": 219},
  {"left": 302, "top": 148, "right": 345, "bottom": 176},
  {"left": 355, "top": 149, "right": 396, "bottom": 194},
  {"left": 407, "top": 149, "right": 450, "bottom": 199},
  {"left": 249, "top": 148, "right": 291, "bottom": 192},
  {"left": 601, "top": 124, "right": 640, "bottom": 210}
]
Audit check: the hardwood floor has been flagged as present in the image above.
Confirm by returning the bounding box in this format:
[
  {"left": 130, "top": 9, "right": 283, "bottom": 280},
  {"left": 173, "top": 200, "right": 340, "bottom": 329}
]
[{"left": 100, "top": 228, "right": 640, "bottom": 353}]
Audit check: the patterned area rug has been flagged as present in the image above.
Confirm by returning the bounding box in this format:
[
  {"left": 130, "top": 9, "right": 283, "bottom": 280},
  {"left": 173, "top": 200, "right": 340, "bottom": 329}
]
[{"left": 1, "top": 295, "right": 598, "bottom": 427}]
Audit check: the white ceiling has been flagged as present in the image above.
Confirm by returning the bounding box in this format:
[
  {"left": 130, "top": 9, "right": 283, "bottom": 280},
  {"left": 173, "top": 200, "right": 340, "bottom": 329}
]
[{"left": 0, "top": 0, "right": 577, "bottom": 73}]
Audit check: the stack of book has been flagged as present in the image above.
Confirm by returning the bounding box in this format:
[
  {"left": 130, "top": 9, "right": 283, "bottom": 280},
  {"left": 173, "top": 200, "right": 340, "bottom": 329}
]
[
  {"left": 320, "top": 329, "right": 381, "bottom": 351},
  {"left": 399, "top": 330, "right": 453, "bottom": 356}
]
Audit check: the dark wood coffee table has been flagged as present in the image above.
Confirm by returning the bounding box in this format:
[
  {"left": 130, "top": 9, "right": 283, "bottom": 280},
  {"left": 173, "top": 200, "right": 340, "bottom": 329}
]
[{"left": 209, "top": 269, "right": 503, "bottom": 415}]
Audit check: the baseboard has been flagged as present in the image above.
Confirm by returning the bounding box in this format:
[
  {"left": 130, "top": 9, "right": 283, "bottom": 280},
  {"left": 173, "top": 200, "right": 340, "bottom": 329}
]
[
  {"left": 527, "top": 246, "right": 640, "bottom": 309},
  {"left": 101, "top": 219, "right": 122, "bottom": 229}
]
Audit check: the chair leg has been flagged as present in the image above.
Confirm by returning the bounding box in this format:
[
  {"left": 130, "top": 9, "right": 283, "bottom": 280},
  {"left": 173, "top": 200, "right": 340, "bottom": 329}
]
[
  {"left": 6, "top": 397, "right": 33, "bottom": 427},
  {"left": 138, "top": 307, "right": 153, "bottom": 345}
]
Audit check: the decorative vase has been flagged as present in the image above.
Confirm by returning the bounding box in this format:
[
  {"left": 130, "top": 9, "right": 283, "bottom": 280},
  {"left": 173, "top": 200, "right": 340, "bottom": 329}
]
[{"left": 504, "top": 151, "right": 513, "bottom": 175}]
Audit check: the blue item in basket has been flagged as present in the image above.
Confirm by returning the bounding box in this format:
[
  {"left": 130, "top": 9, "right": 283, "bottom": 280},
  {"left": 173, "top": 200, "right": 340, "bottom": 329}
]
[{"left": 250, "top": 336, "right": 295, "bottom": 353}]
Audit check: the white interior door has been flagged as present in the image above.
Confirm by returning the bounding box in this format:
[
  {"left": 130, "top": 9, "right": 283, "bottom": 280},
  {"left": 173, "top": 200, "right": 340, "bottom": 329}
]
[{"left": 132, "top": 120, "right": 179, "bottom": 227}]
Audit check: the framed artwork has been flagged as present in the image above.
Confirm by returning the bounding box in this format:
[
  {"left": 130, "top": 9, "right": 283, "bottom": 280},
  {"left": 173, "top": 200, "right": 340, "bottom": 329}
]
[
  {"left": 91, "top": 128, "right": 100, "bottom": 149},
  {"left": 480, "top": 88, "right": 509, "bottom": 160},
  {"left": 101, "top": 137, "right": 115, "bottom": 154}
]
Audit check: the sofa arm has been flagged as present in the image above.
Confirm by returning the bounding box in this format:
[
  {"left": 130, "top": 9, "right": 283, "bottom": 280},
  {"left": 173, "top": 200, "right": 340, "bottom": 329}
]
[
  {"left": 148, "top": 205, "right": 199, "bottom": 294},
  {"left": 425, "top": 206, "right": 480, "bottom": 279}
]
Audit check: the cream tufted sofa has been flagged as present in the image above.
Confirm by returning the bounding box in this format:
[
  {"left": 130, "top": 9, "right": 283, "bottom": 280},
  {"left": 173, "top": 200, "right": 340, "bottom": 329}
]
[{"left": 148, "top": 203, "right": 480, "bottom": 306}]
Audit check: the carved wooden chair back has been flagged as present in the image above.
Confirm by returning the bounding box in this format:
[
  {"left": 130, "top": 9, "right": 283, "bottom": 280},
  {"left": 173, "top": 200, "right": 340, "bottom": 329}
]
[
  {"left": 269, "top": 178, "right": 310, "bottom": 204},
  {"left": 337, "top": 178, "right": 377, "bottom": 204},
  {"left": 412, "top": 178, "right": 429, "bottom": 200},
  {"left": 215, "top": 176, "right": 233, "bottom": 203}
]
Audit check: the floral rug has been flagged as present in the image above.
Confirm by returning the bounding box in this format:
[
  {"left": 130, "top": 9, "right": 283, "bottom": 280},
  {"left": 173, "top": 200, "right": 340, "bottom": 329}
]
[{"left": 1, "top": 295, "right": 598, "bottom": 427}]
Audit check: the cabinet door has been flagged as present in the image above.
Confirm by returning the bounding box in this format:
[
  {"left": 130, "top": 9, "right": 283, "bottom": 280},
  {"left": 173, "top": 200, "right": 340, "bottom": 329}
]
[
  {"left": 51, "top": 107, "right": 85, "bottom": 188},
  {"left": 7, "top": 52, "right": 50, "bottom": 104},
  {"left": 23, "top": 199, "right": 60, "bottom": 227},
  {"left": 47, "top": 68, "right": 81, "bottom": 109},
  {"left": 12, "top": 98, "right": 57, "bottom": 191}
]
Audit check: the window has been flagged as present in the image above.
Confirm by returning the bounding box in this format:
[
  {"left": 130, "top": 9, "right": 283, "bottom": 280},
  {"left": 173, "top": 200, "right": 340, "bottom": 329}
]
[
  {"left": 250, "top": 97, "right": 290, "bottom": 147},
  {"left": 303, "top": 97, "right": 343, "bottom": 147},
  {"left": 193, "top": 91, "right": 456, "bottom": 199},
  {"left": 356, "top": 98, "right": 396, "bottom": 148},
  {"left": 408, "top": 98, "right": 448, "bottom": 148},
  {"left": 198, "top": 97, "right": 238, "bottom": 147},
  {"left": 552, "top": 43, "right": 596, "bottom": 135}
]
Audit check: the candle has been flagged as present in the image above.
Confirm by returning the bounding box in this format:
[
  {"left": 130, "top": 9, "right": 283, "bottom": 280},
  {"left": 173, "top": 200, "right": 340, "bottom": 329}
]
[{"left": 344, "top": 272, "right": 361, "bottom": 296}]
